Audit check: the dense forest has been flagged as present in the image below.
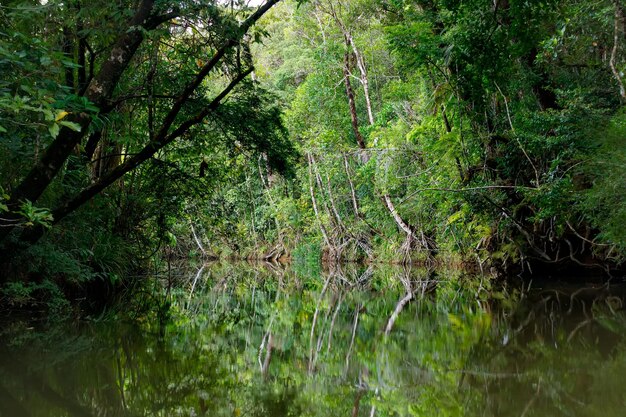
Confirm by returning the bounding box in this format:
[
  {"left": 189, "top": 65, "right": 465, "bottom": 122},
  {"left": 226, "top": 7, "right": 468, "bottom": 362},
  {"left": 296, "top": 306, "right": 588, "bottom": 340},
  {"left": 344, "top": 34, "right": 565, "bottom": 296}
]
[{"left": 0, "top": 0, "right": 625, "bottom": 313}]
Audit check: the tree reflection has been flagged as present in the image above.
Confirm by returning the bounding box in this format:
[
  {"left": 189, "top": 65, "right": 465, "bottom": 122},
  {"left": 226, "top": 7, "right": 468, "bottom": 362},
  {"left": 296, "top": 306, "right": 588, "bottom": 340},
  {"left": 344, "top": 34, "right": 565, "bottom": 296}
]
[{"left": 1, "top": 265, "right": 625, "bottom": 417}]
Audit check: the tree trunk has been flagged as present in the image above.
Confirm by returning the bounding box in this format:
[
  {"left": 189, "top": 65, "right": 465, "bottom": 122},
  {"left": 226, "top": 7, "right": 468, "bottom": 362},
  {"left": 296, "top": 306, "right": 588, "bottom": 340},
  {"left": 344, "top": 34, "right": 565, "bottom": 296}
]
[
  {"left": 343, "top": 153, "right": 361, "bottom": 218},
  {"left": 383, "top": 194, "right": 416, "bottom": 239},
  {"left": 610, "top": 0, "right": 626, "bottom": 100},
  {"left": 384, "top": 290, "right": 414, "bottom": 335},
  {"left": 0, "top": 0, "right": 160, "bottom": 240},
  {"left": 2, "top": 0, "right": 282, "bottom": 248},
  {"left": 307, "top": 152, "right": 333, "bottom": 252},
  {"left": 346, "top": 32, "right": 375, "bottom": 125},
  {"left": 343, "top": 47, "right": 367, "bottom": 152}
]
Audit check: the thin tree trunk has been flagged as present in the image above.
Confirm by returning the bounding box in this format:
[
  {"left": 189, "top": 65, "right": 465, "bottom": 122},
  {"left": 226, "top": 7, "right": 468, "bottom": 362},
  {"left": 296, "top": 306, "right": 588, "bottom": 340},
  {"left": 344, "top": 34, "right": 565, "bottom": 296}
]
[
  {"left": 313, "top": 293, "right": 335, "bottom": 369},
  {"left": 77, "top": 11, "right": 87, "bottom": 93},
  {"left": 311, "top": 154, "right": 351, "bottom": 258},
  {"left": 343, "top": 153, "right": 361, "bottom": 218},
  {"left": 261, "top": 333, "right": 273, "bottom": 378},
  {"left": 344, "top": 304, "right": 361, "bottom": 375},
  {"left": 307, "top": 152, "right": 333, "bottom": 251},
  {"left": 307, "top": 152, "right": 331, "bottom": 237},
  {"left": 244, "top": 168, "right": 259, "bottom": 246},
  {"left": 190, "top": 223, "right": 206, "bottom": 257},
  {"left": 352, "top": 390, "right": 365, "bottom": 417},
  {"left": 610, "top": 0, "right": 626, "bottom": 100},
  {"left": 326, "top": 292, "right": 343, "bottom": 352},
  {"left": 324, "top": 173, "right": 345, "bottom": 230},
  {"left": 343, "top": 47, "right": 367, "bottom": 152},
  {"left": 311, "top": 153, "right": 344, "bottom": 232},
  {"left": 383, "top": 194, "right": 415, "bottom": 240},
  {"left": 62, "top": 26, "right": 75, "bottom": 90},
  {"left": 258, "top": 156, "right": 284, "bottom": 251},
  {"left": 346, "top": 32, "right": 375, "bottom": 125}
]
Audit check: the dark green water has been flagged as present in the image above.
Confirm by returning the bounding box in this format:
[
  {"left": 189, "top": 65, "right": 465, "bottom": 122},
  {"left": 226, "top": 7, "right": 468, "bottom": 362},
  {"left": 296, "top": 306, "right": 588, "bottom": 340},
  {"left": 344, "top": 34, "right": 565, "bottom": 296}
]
[{"left": 1, "top": 263, "right": 625, "bottom": 417}]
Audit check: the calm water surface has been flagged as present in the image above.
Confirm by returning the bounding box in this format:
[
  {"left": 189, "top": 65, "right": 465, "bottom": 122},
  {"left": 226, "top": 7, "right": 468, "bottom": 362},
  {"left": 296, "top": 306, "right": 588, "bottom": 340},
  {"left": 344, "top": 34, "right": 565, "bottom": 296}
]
[{"left": 1, "top": 263, "right": 625, "bottom": 417}]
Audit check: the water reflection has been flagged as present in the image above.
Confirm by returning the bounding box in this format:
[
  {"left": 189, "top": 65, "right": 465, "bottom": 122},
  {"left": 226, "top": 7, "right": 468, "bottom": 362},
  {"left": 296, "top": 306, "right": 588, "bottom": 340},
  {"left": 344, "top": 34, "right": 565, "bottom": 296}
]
[{"left": 1, "top": 263, "right": 625, "bottom": 417}]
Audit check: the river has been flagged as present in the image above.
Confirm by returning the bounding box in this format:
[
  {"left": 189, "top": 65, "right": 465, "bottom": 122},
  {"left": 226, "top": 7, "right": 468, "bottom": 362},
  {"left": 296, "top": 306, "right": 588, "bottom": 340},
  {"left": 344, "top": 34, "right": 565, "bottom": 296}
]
[{"left": 1, "top": 262, "right": 625, "bottom": 416}]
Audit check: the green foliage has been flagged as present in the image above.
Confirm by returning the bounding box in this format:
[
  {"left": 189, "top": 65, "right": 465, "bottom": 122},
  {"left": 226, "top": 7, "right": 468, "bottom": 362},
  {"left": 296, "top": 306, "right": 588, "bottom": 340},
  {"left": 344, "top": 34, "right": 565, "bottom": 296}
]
[
  {"left": 578, "top": 109, "right": 626, "bottom": 255},
  {"left": 292, "top": 240, "right": 322, "bottom": 275},
  {"left": 1, "top": 279, "right": 70, "bottom": 319},
  {"left": 0, "top": 186, "right": 8, "bottom": 213},
  {"left": 16, "top": 200, "right": 53, "bottom": 228}
]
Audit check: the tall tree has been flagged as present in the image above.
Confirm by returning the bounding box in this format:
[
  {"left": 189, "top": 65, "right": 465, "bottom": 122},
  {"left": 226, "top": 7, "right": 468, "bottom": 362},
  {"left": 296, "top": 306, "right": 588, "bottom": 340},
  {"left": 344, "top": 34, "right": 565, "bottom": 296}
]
[{"left": 0, "top": 0, "right": 283, "bottom": 246}]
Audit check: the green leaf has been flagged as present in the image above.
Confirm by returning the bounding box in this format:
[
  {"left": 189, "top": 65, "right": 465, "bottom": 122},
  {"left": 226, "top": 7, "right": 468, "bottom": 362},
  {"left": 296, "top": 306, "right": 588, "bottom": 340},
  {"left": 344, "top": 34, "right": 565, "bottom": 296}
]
[
  {"left": 447, "top": 210, "right": 464, "bottom": 225},
  {"left": 0, "top": 125, "right": 7, "bottom": 133},
  {"left": 48, "top": 123, "right": 60, "bottom": 138},
  {"left": 59, "top": 121, "right": 81, "bottom": 132},
  {"left": 43, "top": 109, "right": 54, "bottom": 121}
]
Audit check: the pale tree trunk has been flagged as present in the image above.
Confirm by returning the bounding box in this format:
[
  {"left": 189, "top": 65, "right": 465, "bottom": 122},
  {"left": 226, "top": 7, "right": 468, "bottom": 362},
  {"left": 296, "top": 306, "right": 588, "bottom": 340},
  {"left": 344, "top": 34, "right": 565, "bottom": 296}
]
[
  {"left": 383, "top": 190, "right": 435, "bottom": 257},
  {"left": 344, "top": 304, "right": 361, "bottom": 375},
  {"left": 310, "top": 153, "right": 352, "bottom": 259},
  {"left": 346, "top": 32, "right": 375, "bottom": 125},
  {"left": 307, "top": 152, "right": 333, "bottom": 253},
  {"left": 318, "top": 0, "right": 375, "bottom": 124},
  {"left": 258, "top": 156, "right": 285, "bottom": 259},
  {"left": 343, "top": 153, "right": 361, "bottom": 218},
  {"left": 261, "top": 333, "right": 273, "bottom": 378},
  {"left": 343, "top": 47, "right": 368, "bottom": 152},
  {"left": 324, "top": 173, "right": 345, "bottom": 231},
  {"left": 384, "top": 290, "right": 413, "bottom": 336},
  {"left": 190, "top": 223, "right": 206, "bottom": 258},
  {"left": 383, "top": 194, "right": 416, "bottom": 240},
  {"left": 384, "top": 267, "right": 432, "bottom": 335},
  {"left": 311, "top": 153, "right": 344, "bottom": 233},
  {"left": 610, "top": 0, "right": 626, "bottom": 100},
  {"left": 326, "top": 292, "right": 343, "bottom": 352}
]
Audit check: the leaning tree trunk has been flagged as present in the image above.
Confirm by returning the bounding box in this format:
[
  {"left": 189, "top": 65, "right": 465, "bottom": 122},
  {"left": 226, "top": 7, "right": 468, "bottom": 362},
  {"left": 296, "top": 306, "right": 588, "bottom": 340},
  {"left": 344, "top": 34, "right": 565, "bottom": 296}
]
[
  {"left": 1, "top": 0, "right": 283, "bottom": 256},
  {"left": 307, "top": 152, "right": 334, "bottom": 258},
  {"left": 0, "top": 0, "right": 163, "bottom": 241}
]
